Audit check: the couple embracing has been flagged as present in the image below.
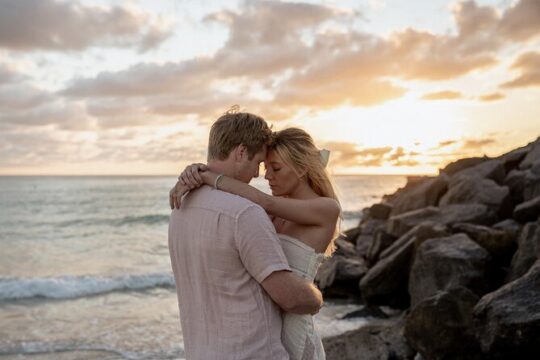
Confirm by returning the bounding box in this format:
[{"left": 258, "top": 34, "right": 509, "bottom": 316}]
[{"left": 168, "top": 107, "right": 341, "bottom": 360}]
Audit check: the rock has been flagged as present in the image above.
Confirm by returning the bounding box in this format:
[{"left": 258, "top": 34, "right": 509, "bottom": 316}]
[
  {"left": 340, "top": 305, "right": 389, "bottom": 319},
  {"left": 440, "top": 156, "right": 489, "bottom": 176},
  {"left": 504, "top": 169, "right": 526, "bottom": 204},
  {"left": 342, "top": 226, "right": 362, "bottom": 245},
  {"left": 518, "top": 137, "right": 540, "bottom": 170},
  {"left": 473, "top": 260, "right": 540, "bottom": 357},
  {"left": 497, "top": 147, "right": 529, "bottom": 173},
  {"left": 364, "top": 230, "right": 395, "bottom": 267},
  {"left": 524, "top": 161, "right": 540, "bottom": 201},
  {"left": 405, "top": 287, "right": 483, "bottom": 360},
  {"left": 439, "top": 175, "right": 511, "bottom": 217},
  {"left": 513, "top": 195, "right": 540, "bottom": 223},
  {"left": 360, "top": 222, "right": 448, "bottom": 308},
  {"left": 505, "top": 219, "right": 540, "bottom": 283},
  {"left": 368, "top": 202, "right": 392, "bottom": 220},
  {"left": 388, "top": 175, "right": 449, "bottom": 216},
  {"left": 452, "top": 159, "right": 506, "bottom": 184},
  {"left": 408, "top": 233, "right": 493, "bottom": 307},
  {"left": 355, "top": 234, "right": 373, "bottom": 258},
  {"left": 316, "top": 238, "right": 368, "bottom": 297},
  {"left": 387, "top": 204, "right": 497, "bottom": 238},
  {"left": 359, "top": 218, "right": 386, "bottom": 236},
  {"left": 450, "top": 223, "right": 515, "bottom": 261},
  {"left": 323, "top": 316, "right": 415, "bottom": 360},
  {"left": 493, "top": 218, "right": 523, "bottom": 239}
]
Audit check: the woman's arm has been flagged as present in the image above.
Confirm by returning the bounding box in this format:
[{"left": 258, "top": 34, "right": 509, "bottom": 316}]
[{"left": 190, "top": 170, "right": 340, "bottom": 226}]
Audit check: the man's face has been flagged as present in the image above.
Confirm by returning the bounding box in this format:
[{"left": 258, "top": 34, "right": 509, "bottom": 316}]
[{"left": 237, "top": 145, "right": 267, "bottom": 183}]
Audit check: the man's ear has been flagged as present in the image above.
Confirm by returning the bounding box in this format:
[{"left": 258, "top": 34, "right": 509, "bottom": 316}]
[{"left": 234, "top": 144, "right": 248, "bottom": 162}]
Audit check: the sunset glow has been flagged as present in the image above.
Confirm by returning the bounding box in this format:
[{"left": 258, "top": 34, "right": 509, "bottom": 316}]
[{"left": 1, "top": 0, "right": 539, "bottom": 175}]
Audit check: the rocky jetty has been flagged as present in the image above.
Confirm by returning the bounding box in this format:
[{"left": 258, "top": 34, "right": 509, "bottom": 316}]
[{"left": 317, "top": 136, "right": 540, "bottom": 359}]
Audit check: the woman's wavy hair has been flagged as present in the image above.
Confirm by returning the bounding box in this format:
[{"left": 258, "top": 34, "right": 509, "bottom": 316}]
[{"left": 270, "top": 128, "right": 342, "bottom": 255}]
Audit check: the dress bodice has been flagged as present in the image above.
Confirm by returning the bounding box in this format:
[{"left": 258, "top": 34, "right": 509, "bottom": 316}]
[{"left": 277, "top": 233, "right": 327, "bottom": 282}]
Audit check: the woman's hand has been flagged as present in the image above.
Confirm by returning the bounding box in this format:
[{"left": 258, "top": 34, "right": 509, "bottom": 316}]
[
  {"left": 169, "top": 163, "right": 209, "bottom": 209},
  {"left": 178, "top": 163, "right": 208, "bottom": 189}
]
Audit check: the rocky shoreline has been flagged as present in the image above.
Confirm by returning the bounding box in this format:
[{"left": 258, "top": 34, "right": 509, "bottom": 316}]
[{"left": 317, "top": 137, "right": 540, "bottom": 359}]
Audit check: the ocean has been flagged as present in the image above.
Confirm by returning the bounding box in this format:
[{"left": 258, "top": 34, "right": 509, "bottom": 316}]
[{"left": 0, "top": 175, "right": 407, "bottom": 359}]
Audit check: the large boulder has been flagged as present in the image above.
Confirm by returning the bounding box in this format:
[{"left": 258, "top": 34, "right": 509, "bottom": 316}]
[
  {"left": 368, "top": 202, "right": 392, "bottom": 220},
  {"left": 440, "top": 156, "right": 489, "bottom": 176},
  {"left": 451, "top": 159, "right": 506, "bottom": 184},
  {"left": 497, "top": 146, "right": 530, "bottom": 173},
  {"left": 360, "top": 222, "right": 448, "bottom": 308},
  {"left": 450, "top": 223, "right": 516, "bottom": 262},
  {"left": 364, "top": 230, "right": 395, "bottom": 267},
  {"left": 387, "top": 204, "right": 497, "bottom": 238},
  {"left": 404, "top": 287, "right": 483, "bottom": 360},
  {"left": 504, "top": 169, "right": 526, "bottom": 204},
  {"left": 524, "top": 161, "right": 540, "bottom": 201},
  {"left": 518, "top": 137, "right": 540, "bottom": 170},
  {"left": 473, "top": 260, "right": 540, "bottom": 357},
  {"left": 316, "top": 239, "right": 367, "bottom": 297},
  {"left": 513, "top": 195, "right": 540, "bottom": 223},
  {"left": 323, "top": 316, "right": 415, "bottom": 360},
  {"left": 439, "top": 175, "right": 511, "bottom": 217},
  {"left": 388, "top": 175, "right": 449, "bottom": 216},
  {"left": 408, "top": 233, "right": 493, "bottom": 307},
  {"left": 505, "top": 219, "right": 540, "bottom": 283},
  {"left": 492, "top": 218, "right": 523, "bottom": 239}
]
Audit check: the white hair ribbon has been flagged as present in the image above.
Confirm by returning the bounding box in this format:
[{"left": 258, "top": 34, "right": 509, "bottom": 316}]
[{"left": 319, "top": 149, "right": 330, "bottom": 168}]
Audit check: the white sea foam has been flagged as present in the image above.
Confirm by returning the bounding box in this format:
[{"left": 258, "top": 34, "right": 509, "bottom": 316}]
[
  {"left": 0, "top": 272, "right": 175, "bottom": 301},
  {"left": 0, "top": 340, "right": 185, "bottom": 360}
]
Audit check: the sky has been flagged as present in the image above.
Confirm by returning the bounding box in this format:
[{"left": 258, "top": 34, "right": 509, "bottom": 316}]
[{"left": 0, "top": 0, "right": 539, "bottom": 175}]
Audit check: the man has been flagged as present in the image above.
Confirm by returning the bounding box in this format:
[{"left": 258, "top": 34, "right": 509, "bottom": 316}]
[{"left": 168, "top": 109, "right": 323, "bottom": 359}]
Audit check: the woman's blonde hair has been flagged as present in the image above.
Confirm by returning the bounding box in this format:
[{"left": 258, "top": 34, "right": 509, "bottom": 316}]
[{"left": 271, "top": 128, "right": 342, "bottom": 255}]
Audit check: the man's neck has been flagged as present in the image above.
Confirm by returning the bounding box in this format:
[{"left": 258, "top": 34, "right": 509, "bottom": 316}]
[{"left": 207, "top": 160, "right": 236, "bottom": 179}]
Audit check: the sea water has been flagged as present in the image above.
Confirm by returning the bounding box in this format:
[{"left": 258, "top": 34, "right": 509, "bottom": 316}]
[{"left": 0, "top": 175, "right": 406, "bottom": 359}]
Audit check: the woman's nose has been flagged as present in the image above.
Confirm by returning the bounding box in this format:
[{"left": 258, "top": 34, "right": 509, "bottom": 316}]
[{"left": 264, "top": 170, "right": 271, "bottom": 180}]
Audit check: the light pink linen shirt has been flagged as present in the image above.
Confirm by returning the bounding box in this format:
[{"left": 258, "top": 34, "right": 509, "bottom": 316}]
[{"left": 168, "top": 185, "right": 291, "bottom": 360}]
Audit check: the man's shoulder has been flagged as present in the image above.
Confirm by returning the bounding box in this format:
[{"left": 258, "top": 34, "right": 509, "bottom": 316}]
[{"left": 186, "top": 185, "right": 264, "bottom": 218}]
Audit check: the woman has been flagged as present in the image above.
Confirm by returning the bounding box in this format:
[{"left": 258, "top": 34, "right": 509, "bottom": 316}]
[{"left": 172, "top": 128, "right": 341, "bottom": 360}]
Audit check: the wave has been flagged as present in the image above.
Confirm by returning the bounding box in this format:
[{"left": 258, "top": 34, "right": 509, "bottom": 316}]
[
  {"left": 0, "top": 341, "right": 185, "bottom": 360},
  {"left": 0, "top": 272, "right": 175, "bottom": 301},
  {"left": 342, "top": 210, "right": 363, "bottom": 220},
  {"left": 57, "top": 214, "right": 170, "bottom": 228}
]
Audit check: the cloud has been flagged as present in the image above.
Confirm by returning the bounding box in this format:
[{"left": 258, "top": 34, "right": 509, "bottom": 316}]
[
  {"left": 59, "top": 0, "right": 538, "bottom": 125},
  {"left": 462, "top": 138, "right": 496, "bottom": 149},
  {"left": 421, "top": 90, "right": 464, "bottom": 100},
  {"left": 478, "top": 92, "right": 504, "bottom": 101},
  {"left": 0, "top": 0, "right": 172, "bottom": 52},
  {"left": 438, "top": 140, "right": 458, "bottom": 147},
  {"left": 497, "top": 0, "right": 540, "bottom": 42},
  {"left": 501, "top": 51, "right": 540, "bottom": 88}
]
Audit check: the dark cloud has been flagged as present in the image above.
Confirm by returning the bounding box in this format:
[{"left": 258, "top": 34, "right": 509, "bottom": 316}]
[
  {"left": 0, "top": 0, "right": 172, "bottom": 52},
  {"left": 497, "top": 0, "right": 540, "bottom": 42},
  {"left": 421, "top": 90, "right": 463, "bottom": 100},
  {"left": 501, "top": 52, "right": 540, "bottom": 88}
]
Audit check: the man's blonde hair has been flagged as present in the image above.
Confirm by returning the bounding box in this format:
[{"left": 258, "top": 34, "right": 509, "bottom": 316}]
[{"left": 208, "top": 106, "right": 272, "bottom": 161}]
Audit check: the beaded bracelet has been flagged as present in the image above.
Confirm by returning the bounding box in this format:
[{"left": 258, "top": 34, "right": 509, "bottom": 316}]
[{"left": 214, "top": 173, "right": 224, "bottom": 189}]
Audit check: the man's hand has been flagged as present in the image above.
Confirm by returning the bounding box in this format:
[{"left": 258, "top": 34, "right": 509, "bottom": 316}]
[{"left": 169, "top": 163, "right": 209, "bottom": 209}]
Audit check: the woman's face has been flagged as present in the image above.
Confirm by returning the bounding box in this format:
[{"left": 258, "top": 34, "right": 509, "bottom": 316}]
[{"left": 264, "top": 149, "right": 301, "bottom": 196}]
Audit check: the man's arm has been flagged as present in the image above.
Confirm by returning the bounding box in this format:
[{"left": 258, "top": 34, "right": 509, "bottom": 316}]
[{"left": 261, "top": 270, "right": 323, "bottom": 315}]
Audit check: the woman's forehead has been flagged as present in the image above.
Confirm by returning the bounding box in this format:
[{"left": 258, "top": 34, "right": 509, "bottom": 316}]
[{"left": 265, "top": 150, "right": 281, "bottom": 162}]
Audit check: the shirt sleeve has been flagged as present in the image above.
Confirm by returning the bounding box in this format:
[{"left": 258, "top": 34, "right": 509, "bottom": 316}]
[{"left": 235, "top": 205, "right": 291, "bottom": 283}]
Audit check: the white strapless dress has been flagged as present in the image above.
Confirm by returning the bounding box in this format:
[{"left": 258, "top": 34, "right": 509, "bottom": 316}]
[{"left": 278, "top": 233, "right": 327, "bottom": 360}]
